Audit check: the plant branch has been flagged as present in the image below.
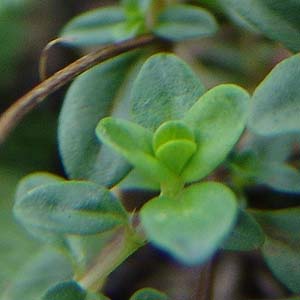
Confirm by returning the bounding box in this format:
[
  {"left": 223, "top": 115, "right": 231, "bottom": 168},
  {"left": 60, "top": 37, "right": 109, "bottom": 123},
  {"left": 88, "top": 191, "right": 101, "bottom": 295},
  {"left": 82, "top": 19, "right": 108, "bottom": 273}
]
[
  {"left": 0, "top": 34, "right": 156, "bottom": 146},
  {"left": 78, "top": 227, "right": 145, "bottom": 292}
]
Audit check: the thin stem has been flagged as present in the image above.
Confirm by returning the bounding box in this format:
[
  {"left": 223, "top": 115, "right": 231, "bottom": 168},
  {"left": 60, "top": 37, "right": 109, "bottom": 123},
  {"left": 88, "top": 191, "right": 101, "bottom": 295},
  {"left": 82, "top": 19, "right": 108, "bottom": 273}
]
[
  {"left": 39, "top": 37, "right": 66, "bottom": 81},
  {"left": 197, "top": 260, "right": 214, "bottom": 300},
  {"left": 0, "top": 34, "right": 157, "bottom": 146},
  {"left": 78, "top": 227, "right": 146, "bottom": 292}
]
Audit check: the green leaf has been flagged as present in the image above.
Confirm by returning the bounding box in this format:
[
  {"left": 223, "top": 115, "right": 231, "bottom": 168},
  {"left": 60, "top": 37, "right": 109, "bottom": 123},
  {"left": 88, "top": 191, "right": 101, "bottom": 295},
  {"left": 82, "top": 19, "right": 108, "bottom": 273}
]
[
  {"left": 263, "top": 238, "right": 300, "bottom": 294},
  {"left": 3, "top": 247, "right": 73, "bottom": 300},
  {"left": 130, "top": 288, "right": 168, "bottom": 300},
  {"left": 14, "top": 181, "right": 128, "bottom": 236},
  {"left": 58, "top": 52, "right": 144, "bottom": 187},
  {"left": 254, "top": 208, "right": 300, "bottom": 293},
  {"left": 118, "top": 169, "right": 160, "bottom": 191},
  {"left": 141, "top": 182, "right": 237, "bottom": 265},
  {"left": 42, "top": 281, "right": 86, "bottom": 300},
  {"left": 153, "top": 120, "right": 197, "bottom": 174},
  {"left": 154, "top": 4, "right": 218, "bottom": 42},
  {"left": 222, "top": 0, "right": 300, "bottom": 52},
  {"left": 96, "top": 117, "right": 178, "bottom": 185},
  {"left": 255, "top": 162, "right": 300, "bottom": 194},
  {"left": 60, "top": 6, "right": 127, "bottom": 47},
  {"left": 86, "top": 292, "right": 110, "bottom": 300},
  {"left": 182, "top": 84, "right": 249, "bottom": 182},
  {"left": 248, "top": 54, "right": 300, "bottom": 135},
  {"left": 254, "top": 208, "right": 300, "bottom": 245},
  {"left": 223, "top": 209, "right": 265, "bottom": 251},
  {"left": 14, "top": 172, "right": 68, "bottom": 246},
  {"left": 131, "top": 53, "right": 205, "bottom": 131},
  {"left": 15, "top": 172, "right": 64, "bottom": 203}
]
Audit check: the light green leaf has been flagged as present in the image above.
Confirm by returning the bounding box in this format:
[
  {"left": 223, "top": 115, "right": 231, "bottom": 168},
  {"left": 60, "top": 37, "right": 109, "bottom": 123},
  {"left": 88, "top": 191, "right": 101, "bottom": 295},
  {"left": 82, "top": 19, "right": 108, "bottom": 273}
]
[
  {"left": 153, "top": 120, "right": 197, "bottom": 174},
  {"left": 2, "top": 247, "right": 73, "bottom": 300},
  {"left": 223, "top": 209, "right": 265, "bottom": 251},
  {"left": 60, "top": 6, "right": 127, "bottom": 47},
  {"left": 14, "top": 181, "right": 128, "bottom": 236},
  {"left": 58, "top": 52, "right": 144, "bottom": 187},
  {"left": 130, "top": 288, "right": 168, "bottom": 300},
  {"left": 248, "top": 54, "right": 300, "bottom": 135},
  {"left": 131, "top": 53, "right": 205, "bottom": 131},
  {"left": 183, "top": 84, "right": 249, "bottom": 182},
  {"left": 118, "top": 169, "right": 160, "bottom": 191},
  {"left": 86, "top": 292, "right": 110, "bottom": 300},
  {"left": 96, "top": 117, "right": 178, "bottom": 185},
  {"left": 42, "top": 281, "right": 86, "bottom": 300},
  {"left": 141, "top": 182, "right": 237, "bottom": 265},
  {"left": 222, "top": 0, "right": 300, "bottom": 52},
  {"left": 154, "top": 4, "right": 218, "bottom": 42}
]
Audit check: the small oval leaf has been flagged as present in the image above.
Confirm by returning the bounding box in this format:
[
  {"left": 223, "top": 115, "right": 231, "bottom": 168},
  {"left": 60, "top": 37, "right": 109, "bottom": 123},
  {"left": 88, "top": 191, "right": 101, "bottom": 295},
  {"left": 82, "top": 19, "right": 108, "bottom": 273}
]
[
  {"left": 154, "top": 4, "right": 218, "bottom": 42},
  {"left": 248, "top": 54, "right": 300, "bottom": 135},
  {"left": 14, "top": 181, "right": 128, "bottom": 236},
  {"left": 183, "top": 84, "right": 249, "bottom": 182},
  {"left": 131, "top": 53, "right": 205, "bottom": 131},
  {"left": 58, "top": 52, "right": 143, "bottom": 187},
  {"left": 60, "top": 6, "right": 126, "bottom": 47},
  {"left": 141, "top": 182, "right": 237, "bottom": 265}
]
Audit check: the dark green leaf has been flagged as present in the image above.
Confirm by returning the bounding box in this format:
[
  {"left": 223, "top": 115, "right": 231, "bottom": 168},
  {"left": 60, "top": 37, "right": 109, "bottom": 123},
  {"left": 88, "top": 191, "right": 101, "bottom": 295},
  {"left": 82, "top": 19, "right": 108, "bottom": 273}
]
[
  {"left": 222, "top": 0, "right": 300, "bottom": 52},
  {"left": 263, "top": 237, "right": 300, "bottom": 294},
  {"left": 141, "top": 182, "right": 237, "bottom": 265},
  {"left": 130, "top": 288, "right": 168, "bottom": 300},
  {"left": 254, "top": 208, "right": 300, "bottom": 293},
  {"left": 223, "top": 209, "right": 265, "bottom": 251},
  {"left": 131, "top": 53, "right": 205, "bottom": 131},
  {"left": 60, "top": 6, "right": 127, "bottom": 47},
  {"left": 86, "top": 292, "right": 110, "bottom": 300},
  {"left": 255, "top": 162, "right": 300, "bottom": 194},
  {"left": 249, "top": 54, "right": 300, "bottom": 135},
  {"left": 58, "top": 52, "right": 144, "bottom": 187},
  {"left": 14, "top": 181, "right": 128, "bottom": 236},
  {"left": 183, "top": 84, "right": 249, "bottom": 182},
  {"left": 15, "top": 172, "right": 64, "bottom": 203},
  {"left": 154, "top": 4, "right": 218, "bottom": 41},
  {"left": 3, "top": 248, "right": 73, "bottom": 300},
  {"left": 42, "top": 281, "right": 86, "bottom": 300}
]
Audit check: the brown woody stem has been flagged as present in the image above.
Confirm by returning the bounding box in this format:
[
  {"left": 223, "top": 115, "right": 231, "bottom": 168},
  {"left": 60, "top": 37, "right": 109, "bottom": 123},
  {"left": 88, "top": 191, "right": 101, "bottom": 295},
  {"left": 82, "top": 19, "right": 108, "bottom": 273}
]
[{"left": 0, "top": 34, "right": 156, "bottom": 146}]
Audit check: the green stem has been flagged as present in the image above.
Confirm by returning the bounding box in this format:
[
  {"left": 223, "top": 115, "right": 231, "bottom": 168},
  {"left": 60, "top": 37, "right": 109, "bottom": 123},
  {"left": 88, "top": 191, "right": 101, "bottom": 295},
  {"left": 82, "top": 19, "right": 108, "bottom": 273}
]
[{"left": 78, "top": 227, "right": 145, "bottom": 292}]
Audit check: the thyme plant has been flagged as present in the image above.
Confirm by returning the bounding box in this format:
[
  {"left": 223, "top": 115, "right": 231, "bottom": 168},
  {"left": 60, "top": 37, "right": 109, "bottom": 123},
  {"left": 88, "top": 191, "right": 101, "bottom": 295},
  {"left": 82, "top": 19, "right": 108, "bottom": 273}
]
[{"left": 2, "top": 1, "right": 300, "bottom": 299}]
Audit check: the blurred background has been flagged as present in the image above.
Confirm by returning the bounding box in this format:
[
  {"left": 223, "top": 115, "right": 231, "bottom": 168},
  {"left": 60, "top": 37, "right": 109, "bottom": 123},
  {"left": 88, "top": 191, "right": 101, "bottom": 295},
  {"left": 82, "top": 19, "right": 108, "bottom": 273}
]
[{"left": 0, "top": 1, "right": 297, "bottom": 299}]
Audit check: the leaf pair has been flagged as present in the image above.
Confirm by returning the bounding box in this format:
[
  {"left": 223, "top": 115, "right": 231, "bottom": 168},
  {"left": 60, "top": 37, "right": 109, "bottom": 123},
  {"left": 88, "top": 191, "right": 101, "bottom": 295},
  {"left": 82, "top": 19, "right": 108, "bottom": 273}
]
[
  {"left": 60, "top": 3, "right": 218, "bottom": 47},
  {"left": 97, "top": 54, "right": 249, "bottom": 185}
]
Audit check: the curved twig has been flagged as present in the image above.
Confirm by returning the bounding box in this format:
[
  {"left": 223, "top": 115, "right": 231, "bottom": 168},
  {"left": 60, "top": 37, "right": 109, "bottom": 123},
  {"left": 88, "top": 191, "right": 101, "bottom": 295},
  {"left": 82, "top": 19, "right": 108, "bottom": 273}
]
[{"left": 0, "top": 34, "right": 156, "bottom": 145}]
